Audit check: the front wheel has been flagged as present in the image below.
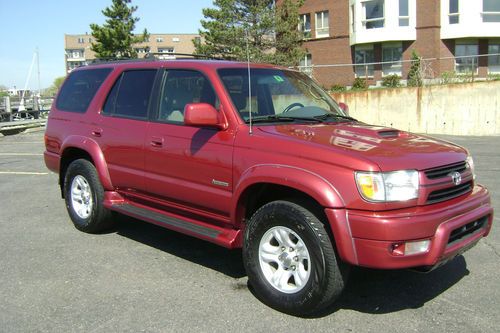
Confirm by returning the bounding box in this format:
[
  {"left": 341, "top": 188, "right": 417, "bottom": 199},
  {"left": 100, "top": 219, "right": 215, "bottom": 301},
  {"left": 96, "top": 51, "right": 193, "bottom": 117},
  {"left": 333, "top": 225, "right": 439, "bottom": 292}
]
[
  {"left": 243, "top": 200, "right": 348, "bottom": 316},
  {"left": 64, "top": 159, "right": 114, "bottom": 233}
]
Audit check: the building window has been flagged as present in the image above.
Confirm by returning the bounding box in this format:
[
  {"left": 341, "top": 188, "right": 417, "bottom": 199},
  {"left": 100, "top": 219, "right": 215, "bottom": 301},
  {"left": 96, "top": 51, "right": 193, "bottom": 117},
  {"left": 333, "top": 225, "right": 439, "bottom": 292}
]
[
  {"left": 363, "top": 0, "right": 384, "bottom": 29},
  {"left": 488, "top": 42, "right": 500, "bottom": 73},
  {"left": 455, "top": 42, "right": 478, "bottom": 74},
  {"left": 483, "top": 0, "right": 500, "bottom": 22},
  {"left": 315, "top": 11, "right": 329, "bottom": 38},
  {"left": 194, "top": 36, "right": 201, "bottom": 47},
  {"left": 382, "top": 43, "right": 403, "bottom": 76},
  {"left": 299, "top": 13, "right": 311, "bottom": 39},
  {"left": 88, "top": 38, "right": 92, "bottom": 43},
  {"left": 449, "top": 0, "right": 459, "bottom": 24},
  {"left": 77, "top": 37, "right": 85, "bottom": 43},
  {"left": 172, "top": 37, "right": 180, "bottom": 42},
  {"left": 299, "top": 54, "right": 312, "bottom": 76},
  {"left": 156, "top": 37, "right": 164, "bottom": 42},
  {"left": 399, "top": 0, "right": 409, "bottom": 26},
  {"left": 158, "top": 47, "right": 175, "bottom": 59},
  {"left": 355, "top": 45, "right": 375, "bottom": 77}
]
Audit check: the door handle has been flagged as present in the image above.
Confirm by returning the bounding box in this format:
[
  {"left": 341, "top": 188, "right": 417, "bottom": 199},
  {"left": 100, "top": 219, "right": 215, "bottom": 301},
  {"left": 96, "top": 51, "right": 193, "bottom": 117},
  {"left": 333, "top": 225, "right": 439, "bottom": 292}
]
[
  {"left": 150, "top": 137, "right": 164, "bottom": 148},
  {"left": 91, "top": 129, "right": 103, "bottom": 137}
]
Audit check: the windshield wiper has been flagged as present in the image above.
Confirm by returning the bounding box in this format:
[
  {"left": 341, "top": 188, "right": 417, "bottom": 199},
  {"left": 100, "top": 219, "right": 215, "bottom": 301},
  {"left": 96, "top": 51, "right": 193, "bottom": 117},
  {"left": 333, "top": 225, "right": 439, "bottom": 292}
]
[
  {"left": 313, "top": 113, "right": 357, "bottom": 122},
  {"left": 245, "top": 115, "right": 322, "bottom": 124}
]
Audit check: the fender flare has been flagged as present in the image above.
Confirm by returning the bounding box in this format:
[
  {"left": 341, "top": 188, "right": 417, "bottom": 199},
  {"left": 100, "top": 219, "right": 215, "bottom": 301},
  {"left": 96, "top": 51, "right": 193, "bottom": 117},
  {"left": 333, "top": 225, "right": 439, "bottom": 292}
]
[
  {"left": 60, "top": 135, "right": 113, "bottom": 191},
  {"left": 232, "top": 163, "right": 345, "bottom": 223}
]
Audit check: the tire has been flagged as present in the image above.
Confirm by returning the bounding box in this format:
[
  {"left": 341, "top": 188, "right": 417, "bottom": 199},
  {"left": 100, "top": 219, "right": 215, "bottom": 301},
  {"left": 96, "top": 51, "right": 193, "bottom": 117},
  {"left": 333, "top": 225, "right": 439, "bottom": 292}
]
[
  {"left": 243, "top": 200, "right": 348, "bottom": 316},
  {"left": 64, "top": 159, "right": 114, "bottom": 233}
]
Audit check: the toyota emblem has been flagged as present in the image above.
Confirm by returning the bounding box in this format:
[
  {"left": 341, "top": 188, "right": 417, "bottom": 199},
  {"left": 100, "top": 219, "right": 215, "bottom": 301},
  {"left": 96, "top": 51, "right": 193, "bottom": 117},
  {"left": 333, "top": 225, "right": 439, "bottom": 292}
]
[{"left": 450, "top": 171, "right": 462, "bottom": 186}]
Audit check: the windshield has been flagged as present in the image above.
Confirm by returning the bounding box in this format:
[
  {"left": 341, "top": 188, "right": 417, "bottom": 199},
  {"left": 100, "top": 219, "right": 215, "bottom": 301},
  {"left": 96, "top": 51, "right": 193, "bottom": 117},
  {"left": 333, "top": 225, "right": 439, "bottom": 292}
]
[{"left": 218, "top": 68, "right": 348, "bottom": 123}]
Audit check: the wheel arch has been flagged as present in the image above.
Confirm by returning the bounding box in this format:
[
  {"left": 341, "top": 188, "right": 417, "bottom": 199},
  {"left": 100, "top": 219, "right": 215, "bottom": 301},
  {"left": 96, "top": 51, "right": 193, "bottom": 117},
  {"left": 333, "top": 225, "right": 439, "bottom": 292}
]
[
  {"left": 232, "top": 164, "right": 345, "bottom": 230},
  {"left": 59, "top": 136, "right": 112, "bottom": 197}
]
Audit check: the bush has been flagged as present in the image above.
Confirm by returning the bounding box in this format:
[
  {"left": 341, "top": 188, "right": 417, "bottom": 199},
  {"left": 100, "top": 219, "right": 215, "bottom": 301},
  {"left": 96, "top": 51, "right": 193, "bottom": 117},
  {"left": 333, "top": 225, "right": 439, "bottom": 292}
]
[
  {"left": 381, "top": 75, "right": 401, "bottom": 88},
  {"left": 330, "top": 84, "right": 346, "bottom": 92},
  {"left": 487, "top": 73, "right": 500, "bottom": 81},
  {"left": 351, "top": 77, "right": 368, "bottom": 90},
  {"left": 440, "top": 71, "right": 457, "bottom": 84}
]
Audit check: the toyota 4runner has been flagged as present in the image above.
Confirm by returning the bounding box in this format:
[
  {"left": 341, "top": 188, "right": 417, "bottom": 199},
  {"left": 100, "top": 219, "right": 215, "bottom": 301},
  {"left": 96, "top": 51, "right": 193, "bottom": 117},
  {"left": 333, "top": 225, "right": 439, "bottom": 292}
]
[{"left": 44, "top": 59, "right": 494, "bottom": 316}]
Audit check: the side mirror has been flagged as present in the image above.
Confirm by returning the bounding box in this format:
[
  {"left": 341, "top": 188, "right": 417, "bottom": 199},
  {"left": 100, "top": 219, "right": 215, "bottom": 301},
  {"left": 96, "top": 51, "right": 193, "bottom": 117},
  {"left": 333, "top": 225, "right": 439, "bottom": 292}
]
[
  {"left": 184, "top": 103, "right": 224, "bottom": 129},
  {"left": 338, "top": 102, "right": 349, "bottom": 115}
]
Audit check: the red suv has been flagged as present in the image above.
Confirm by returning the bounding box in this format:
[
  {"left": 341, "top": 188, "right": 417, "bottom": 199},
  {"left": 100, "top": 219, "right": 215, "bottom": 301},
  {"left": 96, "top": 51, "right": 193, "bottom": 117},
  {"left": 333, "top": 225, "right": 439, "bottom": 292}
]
[{"left": 44, "top": 59, "right": 493, "bottom": 315}]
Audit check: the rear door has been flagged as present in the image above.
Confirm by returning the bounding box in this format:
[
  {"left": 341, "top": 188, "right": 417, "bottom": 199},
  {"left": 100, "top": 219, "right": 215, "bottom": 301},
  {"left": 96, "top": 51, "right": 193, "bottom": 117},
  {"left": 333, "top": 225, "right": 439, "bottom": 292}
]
[
  {"left": 95, "top": 69, "right": 158, "bottom": 192},
  {"left": 144, "top": 69, "right": 234, "bottom": 220}
]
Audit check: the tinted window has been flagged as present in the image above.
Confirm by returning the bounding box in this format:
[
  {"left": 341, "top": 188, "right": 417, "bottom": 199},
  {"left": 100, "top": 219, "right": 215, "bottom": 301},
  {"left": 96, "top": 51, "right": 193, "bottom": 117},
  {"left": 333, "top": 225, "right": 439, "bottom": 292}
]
[
  {"left": 104, "top": 70, "right": 157, "bottom": 119},
  {"left": 157, "top": 70, "right": 217, "bottom": 123},
  {"left": 56, "top": 68, "right": 112, "bottom": 113}
]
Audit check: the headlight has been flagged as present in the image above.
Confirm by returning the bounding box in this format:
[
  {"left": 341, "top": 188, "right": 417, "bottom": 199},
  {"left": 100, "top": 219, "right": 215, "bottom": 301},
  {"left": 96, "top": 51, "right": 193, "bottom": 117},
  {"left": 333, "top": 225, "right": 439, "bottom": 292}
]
[
  {"left": 355, "top": 170, "right": 419, "bottom": 202},
  {"left": 466, "top": 155, "right": 475, "bottom": 180}
]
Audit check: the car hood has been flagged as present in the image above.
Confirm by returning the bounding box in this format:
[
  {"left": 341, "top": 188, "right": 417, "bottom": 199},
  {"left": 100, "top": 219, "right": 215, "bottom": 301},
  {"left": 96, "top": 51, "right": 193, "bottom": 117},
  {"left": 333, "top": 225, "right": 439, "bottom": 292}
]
[{"left": 257, "top": 122, "right": 468, "bottom": 171}]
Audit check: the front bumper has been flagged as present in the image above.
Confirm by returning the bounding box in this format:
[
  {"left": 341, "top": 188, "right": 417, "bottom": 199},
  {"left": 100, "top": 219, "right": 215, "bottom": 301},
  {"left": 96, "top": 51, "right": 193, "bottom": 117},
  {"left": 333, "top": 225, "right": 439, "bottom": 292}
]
[{"left": 326, "top": 185, "right": 493, "bottom": 269}]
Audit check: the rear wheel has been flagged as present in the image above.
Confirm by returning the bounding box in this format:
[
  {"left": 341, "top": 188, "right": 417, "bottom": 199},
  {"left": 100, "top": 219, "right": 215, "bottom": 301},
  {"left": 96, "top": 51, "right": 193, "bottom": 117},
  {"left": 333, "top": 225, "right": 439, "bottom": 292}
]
[
  {"left": 243, "top": 200, "right": 349, "bottom": 316},
  {"left": 64, "top": 159, "right": 114, "bottom": 233}
]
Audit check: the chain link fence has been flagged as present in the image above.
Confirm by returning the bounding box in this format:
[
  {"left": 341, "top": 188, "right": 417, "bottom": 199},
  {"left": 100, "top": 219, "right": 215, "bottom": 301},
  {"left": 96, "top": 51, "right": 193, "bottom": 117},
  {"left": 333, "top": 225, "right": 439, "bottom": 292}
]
[{"left": 296, "top": 53, "right": 500, "bottom": 89}]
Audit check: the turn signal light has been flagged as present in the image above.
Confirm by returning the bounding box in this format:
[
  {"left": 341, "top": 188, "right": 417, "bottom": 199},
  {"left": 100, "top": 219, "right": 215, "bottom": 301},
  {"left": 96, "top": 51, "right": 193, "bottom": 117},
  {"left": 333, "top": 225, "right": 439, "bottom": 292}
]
[{"left": 391, "top": 240, "right": 430, "bottom": 256}]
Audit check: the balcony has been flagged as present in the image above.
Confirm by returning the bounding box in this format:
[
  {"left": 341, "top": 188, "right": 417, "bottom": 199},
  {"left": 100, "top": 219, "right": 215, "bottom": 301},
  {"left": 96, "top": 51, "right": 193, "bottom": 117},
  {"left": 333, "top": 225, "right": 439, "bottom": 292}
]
[
  {"left": 349, "top": 0, "right": 416, "bottom": 46},
  {"left": 441, "top": 1, "right": 500, "bottom": 39}
]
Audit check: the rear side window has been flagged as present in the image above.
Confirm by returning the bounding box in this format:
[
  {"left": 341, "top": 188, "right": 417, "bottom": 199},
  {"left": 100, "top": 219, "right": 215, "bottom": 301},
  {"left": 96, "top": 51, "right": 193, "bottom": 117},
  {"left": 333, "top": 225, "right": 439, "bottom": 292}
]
[
  {"left": 56, "top": 68, "right": 112, "bottom": 113},
  {"left": 102, "top": 70, "right": 157, "bottom": 119}
]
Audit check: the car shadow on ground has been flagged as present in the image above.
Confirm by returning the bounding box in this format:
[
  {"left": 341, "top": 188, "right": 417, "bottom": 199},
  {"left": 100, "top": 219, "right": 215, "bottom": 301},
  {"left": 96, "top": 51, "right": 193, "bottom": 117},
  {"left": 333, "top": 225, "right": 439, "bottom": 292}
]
[
  {"left": 112, "top": 214, "right": 470, "bottom": 316},
  {"left": 113, "top": 214, "right": 246, "bottom": 279},
  {"left": 312, "top": 255, "right": 469, "bottom": 317}
]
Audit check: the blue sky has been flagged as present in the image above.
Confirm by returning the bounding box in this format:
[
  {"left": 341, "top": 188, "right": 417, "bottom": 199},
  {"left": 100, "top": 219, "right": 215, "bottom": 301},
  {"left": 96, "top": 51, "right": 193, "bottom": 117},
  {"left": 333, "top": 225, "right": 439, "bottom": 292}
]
[{"left": 0, "top": 0, "right": 214, "bottom": 90}]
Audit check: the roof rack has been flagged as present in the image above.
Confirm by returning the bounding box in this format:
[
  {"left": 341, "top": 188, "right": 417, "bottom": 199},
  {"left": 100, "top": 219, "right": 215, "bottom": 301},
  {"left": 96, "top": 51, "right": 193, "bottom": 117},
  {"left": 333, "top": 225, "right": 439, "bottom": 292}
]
[
  {"left": 83, "top": 53, "right": 237, "bottom": 68},
  {"left": 87, "top": 57, "right": 153, "bottom": 65},
  {"left": 143, "top": 52, "right": 235, "bottom": 61}
]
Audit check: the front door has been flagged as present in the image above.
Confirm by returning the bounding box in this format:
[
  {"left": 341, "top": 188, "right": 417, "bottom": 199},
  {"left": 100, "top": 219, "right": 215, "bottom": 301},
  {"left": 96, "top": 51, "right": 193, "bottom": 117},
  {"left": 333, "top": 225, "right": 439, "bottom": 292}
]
[{"left": 144, "top": 69, "right": 234, "bottom": 221}]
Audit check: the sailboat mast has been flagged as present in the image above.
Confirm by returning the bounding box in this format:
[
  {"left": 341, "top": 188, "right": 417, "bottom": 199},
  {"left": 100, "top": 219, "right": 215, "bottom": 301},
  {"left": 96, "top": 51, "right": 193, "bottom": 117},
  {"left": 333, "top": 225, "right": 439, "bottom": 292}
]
[{"left": 36, "top": 47, "right": 41, "bottom": 97}]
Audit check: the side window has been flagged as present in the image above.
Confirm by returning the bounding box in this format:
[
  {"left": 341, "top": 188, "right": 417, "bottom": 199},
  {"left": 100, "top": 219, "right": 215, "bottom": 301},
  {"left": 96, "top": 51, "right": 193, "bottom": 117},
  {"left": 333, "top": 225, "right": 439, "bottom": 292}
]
[
  {"left": 102, "top": 69, "right": 157, "bottom": 119},
  {"left": 157, "top": 70, "right": 218, "bottom": 123},
  {"left": 56, "top": 68, "right": 112, "bottom": 113}
]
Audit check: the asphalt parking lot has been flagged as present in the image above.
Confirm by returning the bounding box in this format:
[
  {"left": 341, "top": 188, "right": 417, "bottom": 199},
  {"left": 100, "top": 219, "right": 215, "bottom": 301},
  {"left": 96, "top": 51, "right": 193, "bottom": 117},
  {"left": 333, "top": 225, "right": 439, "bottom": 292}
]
[{"left": 0, "top": 129, "right": 499, "bottom": 332}]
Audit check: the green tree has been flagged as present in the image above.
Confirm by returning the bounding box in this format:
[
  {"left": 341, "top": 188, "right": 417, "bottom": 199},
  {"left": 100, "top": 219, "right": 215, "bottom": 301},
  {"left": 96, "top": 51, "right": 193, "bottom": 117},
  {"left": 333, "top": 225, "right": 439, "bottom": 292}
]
[
  {"left": 408, "top": 50, "right": 423, "bottom": 87},
  {"left": 273, "top": 0, "right": 305, "bottom": 66},
  {"left": 90, "top": 0, "right": 148, "bottom": 59},
  {"left": 44, "top": 76, "right": 66, "bottom": 96},
  {"left": 0, "top": 85, "right": 8, "bottom": 98},
  {"left": 195, "top": 0, "right": 305, "bottom": 65}
]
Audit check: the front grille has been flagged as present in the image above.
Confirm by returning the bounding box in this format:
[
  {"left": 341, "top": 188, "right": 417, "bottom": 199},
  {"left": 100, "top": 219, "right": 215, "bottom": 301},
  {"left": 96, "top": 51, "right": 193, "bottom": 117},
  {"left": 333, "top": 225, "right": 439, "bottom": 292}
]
[
  {"left": 447, "top": 216, "right": 488, "bottom": 246},
  {"left": 426, "top": 181, "right": 472, "bottom": 204},
  {"left": 424, "top": 161, "right": 467, "bottom": 180}
]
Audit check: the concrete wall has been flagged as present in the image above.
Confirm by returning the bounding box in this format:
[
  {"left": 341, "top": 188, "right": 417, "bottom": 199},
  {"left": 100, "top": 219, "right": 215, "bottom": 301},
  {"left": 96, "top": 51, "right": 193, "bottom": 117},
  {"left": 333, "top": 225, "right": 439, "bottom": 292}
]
[{"left": 331, "top": 81, "right": 500, "bottom": 136}]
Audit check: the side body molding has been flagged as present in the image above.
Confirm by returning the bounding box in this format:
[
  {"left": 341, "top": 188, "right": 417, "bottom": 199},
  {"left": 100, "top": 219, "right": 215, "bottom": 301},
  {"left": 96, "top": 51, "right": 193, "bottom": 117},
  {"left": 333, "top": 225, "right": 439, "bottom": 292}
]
[{"left": 61, "top": 135, "right": 113, "bottom": 191}]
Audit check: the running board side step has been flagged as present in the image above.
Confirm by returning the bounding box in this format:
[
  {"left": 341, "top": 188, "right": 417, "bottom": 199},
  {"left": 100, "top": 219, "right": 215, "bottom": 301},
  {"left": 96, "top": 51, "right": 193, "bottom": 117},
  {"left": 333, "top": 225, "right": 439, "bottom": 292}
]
[{"left": 109, "top": 202, "right": 242, "bottom": 249}]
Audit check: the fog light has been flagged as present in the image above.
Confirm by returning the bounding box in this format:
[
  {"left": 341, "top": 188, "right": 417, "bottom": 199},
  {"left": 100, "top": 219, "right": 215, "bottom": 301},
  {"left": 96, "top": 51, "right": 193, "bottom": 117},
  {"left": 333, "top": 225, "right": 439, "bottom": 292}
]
[{"left": 391, "top": 240, "right": 430, "bottom": 256}]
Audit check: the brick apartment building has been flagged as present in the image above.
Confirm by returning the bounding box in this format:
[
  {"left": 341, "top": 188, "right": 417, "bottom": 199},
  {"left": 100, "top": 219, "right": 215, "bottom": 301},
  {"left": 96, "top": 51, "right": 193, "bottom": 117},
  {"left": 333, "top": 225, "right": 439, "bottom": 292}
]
[
  {"left": 295, "top": 0, "right": 500, "bottom": 87},
  {"left": 64, "top": 33, "right": 200, "bottom": 73}
]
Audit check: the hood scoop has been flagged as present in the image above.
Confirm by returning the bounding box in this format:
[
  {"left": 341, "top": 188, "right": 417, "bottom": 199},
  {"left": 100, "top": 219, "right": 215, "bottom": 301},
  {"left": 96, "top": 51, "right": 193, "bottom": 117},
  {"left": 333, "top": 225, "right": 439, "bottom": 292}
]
[{"left": 377, "top": 130, "right": 400, "bottom": 138}]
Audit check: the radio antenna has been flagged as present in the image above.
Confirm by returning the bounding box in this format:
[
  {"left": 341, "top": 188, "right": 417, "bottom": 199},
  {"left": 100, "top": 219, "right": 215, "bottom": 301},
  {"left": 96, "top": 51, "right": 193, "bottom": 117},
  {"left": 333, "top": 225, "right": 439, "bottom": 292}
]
[{"left": 245, "top": 28, "right": 253, "bottom": 135}]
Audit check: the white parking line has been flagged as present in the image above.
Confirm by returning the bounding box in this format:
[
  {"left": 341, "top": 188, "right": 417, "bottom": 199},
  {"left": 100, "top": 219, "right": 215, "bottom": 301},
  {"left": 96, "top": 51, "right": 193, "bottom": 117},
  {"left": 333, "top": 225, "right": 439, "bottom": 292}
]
[
  {"left": 0, "top": 171, "right": 48, "bottom": 175},
  {"left": 0, "top": 153, "right": 44, "bottom": 156},
  {"left": 0, "top": 142, "right": 43, "bottom": 144}
]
